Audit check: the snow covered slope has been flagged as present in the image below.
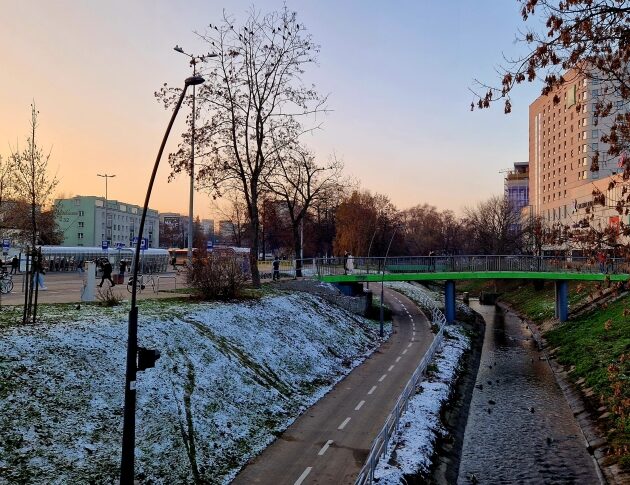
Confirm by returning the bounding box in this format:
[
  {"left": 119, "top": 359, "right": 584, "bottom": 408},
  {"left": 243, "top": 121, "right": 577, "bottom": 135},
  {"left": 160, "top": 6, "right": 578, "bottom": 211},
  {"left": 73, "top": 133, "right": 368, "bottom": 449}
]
[{"left": 0, "top": 293, "right": 383, "bottom": 484}]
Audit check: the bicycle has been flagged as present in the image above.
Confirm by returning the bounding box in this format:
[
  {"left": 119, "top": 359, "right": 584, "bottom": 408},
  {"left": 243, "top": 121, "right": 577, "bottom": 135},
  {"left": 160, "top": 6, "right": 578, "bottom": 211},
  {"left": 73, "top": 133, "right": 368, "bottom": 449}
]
[
  {"left": 126, "top": 274, "right": 156, "bottom": 294},
  {"left": 0, "top": 272, "right": 14, "bottom": 294}
]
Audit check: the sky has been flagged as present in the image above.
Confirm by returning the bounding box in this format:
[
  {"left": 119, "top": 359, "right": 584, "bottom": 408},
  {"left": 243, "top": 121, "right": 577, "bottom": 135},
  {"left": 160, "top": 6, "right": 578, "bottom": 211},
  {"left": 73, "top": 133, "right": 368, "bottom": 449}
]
[{"left": 0, "top": 1, "right": 543, "bottom": 219}]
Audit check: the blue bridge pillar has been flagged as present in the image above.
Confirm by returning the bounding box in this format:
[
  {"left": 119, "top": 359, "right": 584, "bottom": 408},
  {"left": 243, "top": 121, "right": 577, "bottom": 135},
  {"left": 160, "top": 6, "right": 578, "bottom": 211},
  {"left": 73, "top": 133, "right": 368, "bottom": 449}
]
[
  {"left": 445, "top": 280, "right": 456, "bottom": 323},
  {"left": 555, "top": 280, "right": 568, "bottom": 322}
]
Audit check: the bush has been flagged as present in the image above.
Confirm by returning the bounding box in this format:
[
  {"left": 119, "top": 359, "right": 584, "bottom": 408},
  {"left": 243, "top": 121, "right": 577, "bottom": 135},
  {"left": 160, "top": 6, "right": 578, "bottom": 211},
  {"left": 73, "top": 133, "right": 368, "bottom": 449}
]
[
  {"left": 96, "top": 286, "right": 122, "bottom": 306},
  {"left": 186, "top": 250, "right": 246, "bottom": 300}
]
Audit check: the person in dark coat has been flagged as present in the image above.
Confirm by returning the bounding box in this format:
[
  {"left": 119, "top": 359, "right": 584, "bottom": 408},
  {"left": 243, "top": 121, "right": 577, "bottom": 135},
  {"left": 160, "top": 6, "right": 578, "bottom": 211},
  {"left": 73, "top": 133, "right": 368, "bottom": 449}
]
[
  {"left": 10, "top": 256, "right": 19, "bottom": 274},
  {"left": 272, "top": 256, "right": 280, "bottom": 281},
  {"left": 98, "top": 258, "right": 115, "bottom": 287},
  {"left": 119, "top": 259, "right": 127, "bottom": 284}
]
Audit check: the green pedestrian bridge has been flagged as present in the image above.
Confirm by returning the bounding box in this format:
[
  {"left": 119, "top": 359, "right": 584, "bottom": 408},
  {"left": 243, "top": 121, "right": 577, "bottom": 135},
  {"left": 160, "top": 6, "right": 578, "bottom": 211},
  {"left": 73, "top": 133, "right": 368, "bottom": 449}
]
[{"left": 314, "top": 255, "right": 630, "bottom": 322}]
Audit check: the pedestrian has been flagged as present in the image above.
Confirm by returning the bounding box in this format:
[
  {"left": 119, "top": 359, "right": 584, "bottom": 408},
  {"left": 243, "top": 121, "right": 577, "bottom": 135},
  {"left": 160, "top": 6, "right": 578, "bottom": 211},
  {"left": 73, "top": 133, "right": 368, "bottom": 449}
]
[
  {"left": 597, "top": 250, "right": 607, "bottom": 273},
  {"left": 98, "top": 258, "right": 115, "bottom": 287},
  {"left": 77, "top": 259, "right": 85, "bottom": 273},
  {"left": 272, "top": 255, "right": 280, "bottom": 281},
  {"left": 32, "top": 255, "right": 47, "bottom": 290},
  {"left": 119, "top": 259, "right": 127, "bottom": 284},
  {"left": 343, "top": 251, "right": 349, "bottom": 274},
  {"left": 428, "top": 250, "right": 435, "bottom": 272},
  {"left": 171, "top": 255, "right": 177, "bottom": 271},
  {"left": 10, "top": 255, "right": 18, "bottom": 275},
  {"left": 347, "top": 253, "right": 354, "bottom": 274}
]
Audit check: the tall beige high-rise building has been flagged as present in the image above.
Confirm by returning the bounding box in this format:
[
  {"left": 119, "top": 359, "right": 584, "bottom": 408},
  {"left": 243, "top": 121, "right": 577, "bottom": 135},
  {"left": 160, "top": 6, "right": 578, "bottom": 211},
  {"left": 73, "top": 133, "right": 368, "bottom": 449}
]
[{"left": 529, "top": 68, "right": 622, "bottom": 226}]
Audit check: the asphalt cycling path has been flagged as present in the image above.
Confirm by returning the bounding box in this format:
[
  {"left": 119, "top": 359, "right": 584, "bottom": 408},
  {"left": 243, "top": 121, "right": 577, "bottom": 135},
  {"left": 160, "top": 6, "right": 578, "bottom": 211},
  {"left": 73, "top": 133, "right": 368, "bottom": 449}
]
[{"left": 233, "top": 287, "right": 435, "bottom": 485}]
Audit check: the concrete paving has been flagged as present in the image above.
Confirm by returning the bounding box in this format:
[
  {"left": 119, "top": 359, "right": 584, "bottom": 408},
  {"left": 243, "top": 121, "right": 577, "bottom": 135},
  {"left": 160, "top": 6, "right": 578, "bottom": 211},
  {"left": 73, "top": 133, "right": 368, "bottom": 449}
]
[
  {"left": 233, "top": 287, "right": 435, "bottom": 485},
  {"left": 0, "top": 270, "right": 188, "bottom": 305}
]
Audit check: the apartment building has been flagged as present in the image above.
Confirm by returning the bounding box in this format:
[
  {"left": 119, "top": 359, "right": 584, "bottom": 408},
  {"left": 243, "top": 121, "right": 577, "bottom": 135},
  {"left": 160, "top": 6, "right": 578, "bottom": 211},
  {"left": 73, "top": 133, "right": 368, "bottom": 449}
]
[
  {"left": 55, "top": 196, "right": 159, "bottom": 248},
  {"left": 529, "top": 68, "right": 624, "bottom": 225}
]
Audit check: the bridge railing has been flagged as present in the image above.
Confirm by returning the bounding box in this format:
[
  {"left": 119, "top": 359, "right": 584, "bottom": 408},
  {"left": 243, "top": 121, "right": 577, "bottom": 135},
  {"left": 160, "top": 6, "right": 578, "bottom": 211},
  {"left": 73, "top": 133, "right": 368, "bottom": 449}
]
[
  {"left": 316, "top": 255, "right": 627, "bottom": 277},
  {"left": 354, "top": 290, "right": 447, "bottom": 485}
]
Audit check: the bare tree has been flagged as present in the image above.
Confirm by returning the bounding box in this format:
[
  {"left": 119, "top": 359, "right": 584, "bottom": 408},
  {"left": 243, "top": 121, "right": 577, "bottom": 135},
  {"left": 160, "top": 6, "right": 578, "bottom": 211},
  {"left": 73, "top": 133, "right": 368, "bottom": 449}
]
[
  {"left": 157, "top": 7, "right": 327, "bottom": 287},
  {"left": 10, "top": 104, "right": 59, "bottom": 248},
  {"left": 266, "top": 145, "right": 343, "bottom": 275},
  {"left": 464, "top": 196, "right": 523, "bottom": 254},
  {"left": 0, "top": 155, "right": 16, "bottom": 240}
]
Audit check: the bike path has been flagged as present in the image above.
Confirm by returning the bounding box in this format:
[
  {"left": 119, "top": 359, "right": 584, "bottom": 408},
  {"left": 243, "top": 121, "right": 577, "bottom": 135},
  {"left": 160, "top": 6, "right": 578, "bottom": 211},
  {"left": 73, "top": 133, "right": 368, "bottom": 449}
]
[{"left": 233, "top": 287, "right": 435, "bottom": 484}]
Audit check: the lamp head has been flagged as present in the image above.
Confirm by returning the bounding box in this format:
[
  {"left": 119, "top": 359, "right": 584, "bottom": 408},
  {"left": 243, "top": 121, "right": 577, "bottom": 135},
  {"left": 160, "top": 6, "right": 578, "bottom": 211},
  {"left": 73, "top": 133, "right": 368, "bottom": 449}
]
[
  {"left": 185, "top": 75, "right": 205, "bottom": 86},
  {"left": 174, "top": 45, "right": 185, "bottom": 54}
]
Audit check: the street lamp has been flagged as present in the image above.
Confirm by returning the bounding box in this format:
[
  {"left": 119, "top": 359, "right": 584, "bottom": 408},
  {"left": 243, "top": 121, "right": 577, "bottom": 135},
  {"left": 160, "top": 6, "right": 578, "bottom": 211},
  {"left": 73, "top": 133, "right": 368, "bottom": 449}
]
[
  {"left": 120, "top": 73, "right": 205, "bottom": 484},
  {"left": 173, "top": 45, "right": 218, "bottom": 265},
  {"left": 97, "top": 173, "right": 116, "bottom": 244}
]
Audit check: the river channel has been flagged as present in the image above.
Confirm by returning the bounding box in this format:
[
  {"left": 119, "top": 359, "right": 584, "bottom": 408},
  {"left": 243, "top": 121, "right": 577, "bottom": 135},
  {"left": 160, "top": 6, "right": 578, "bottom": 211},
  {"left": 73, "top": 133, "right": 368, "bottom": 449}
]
[{"left": 457, "top": 301, "right": 601, "bottom": 484}]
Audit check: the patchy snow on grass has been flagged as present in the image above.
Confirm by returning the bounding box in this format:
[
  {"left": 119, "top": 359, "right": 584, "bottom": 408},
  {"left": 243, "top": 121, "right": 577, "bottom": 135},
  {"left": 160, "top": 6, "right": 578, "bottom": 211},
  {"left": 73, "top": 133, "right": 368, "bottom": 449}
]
[
  {"left": 373, "top": 324, "right": 469, "bottom": 482},
  {"left": 0, "top": 293, "right": 382, "bottom": 484}
]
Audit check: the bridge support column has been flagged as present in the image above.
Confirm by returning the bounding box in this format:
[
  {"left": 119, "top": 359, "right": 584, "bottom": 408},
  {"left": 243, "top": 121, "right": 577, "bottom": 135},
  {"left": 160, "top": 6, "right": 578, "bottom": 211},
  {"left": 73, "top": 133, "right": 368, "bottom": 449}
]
[
  {"left": 555, "top": 280, "right": 568, "bottom": 322},
  {"left": 445, "top": 280, "right": 456, "bottom": 323}
]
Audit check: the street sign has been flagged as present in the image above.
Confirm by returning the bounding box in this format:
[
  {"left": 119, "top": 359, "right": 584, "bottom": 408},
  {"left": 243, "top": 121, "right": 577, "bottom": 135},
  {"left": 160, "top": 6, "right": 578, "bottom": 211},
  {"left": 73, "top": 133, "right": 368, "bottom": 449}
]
[
  {"left": 132, "top": 237, "right": 148, "bottom": 250},
  {"left": 206, "top": 239, "right": 213, "bottom": 250},
  {"left": 115, "top": 242, "right": 125, "bottom": 250},
  {"left": 101, "top": 240, "right": 109, "bottom": 251},
  {"left": 2, "top": 239, "right": 10, "bottom": 250}
]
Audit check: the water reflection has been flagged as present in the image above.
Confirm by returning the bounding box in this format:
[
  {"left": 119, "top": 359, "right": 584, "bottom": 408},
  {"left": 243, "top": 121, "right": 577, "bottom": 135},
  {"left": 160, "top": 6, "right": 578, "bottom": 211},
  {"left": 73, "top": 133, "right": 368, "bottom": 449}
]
[{"left": 457, "top": 301, "right": 599, "bottom": 484}]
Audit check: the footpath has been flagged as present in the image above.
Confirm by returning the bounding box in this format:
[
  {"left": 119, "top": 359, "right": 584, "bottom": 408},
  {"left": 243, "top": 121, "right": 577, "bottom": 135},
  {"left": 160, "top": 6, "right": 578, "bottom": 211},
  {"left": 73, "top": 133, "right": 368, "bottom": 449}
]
[{"left": 0, "top": 271, "right": 187, "bottom": 305}]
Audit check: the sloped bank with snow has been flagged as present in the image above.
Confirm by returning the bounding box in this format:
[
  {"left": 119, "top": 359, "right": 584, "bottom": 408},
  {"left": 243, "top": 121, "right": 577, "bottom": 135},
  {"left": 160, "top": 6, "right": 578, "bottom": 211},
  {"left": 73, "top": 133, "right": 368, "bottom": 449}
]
[{"left": 0, "top": 292, "right": 383, "bottom": 484}]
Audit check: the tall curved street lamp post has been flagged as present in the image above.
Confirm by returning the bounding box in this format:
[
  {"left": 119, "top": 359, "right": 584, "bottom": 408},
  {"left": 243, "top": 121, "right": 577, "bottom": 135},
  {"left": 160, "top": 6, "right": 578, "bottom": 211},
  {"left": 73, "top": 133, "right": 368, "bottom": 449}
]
[
  {"left": 120, "top": 74, "right": 205, "bottom": 484},
  {"left": 173, "top": 45, "right": 217, "bottom": 265},
  {"left": 380, "top": 228, "right": 397, "bottom": 337}
]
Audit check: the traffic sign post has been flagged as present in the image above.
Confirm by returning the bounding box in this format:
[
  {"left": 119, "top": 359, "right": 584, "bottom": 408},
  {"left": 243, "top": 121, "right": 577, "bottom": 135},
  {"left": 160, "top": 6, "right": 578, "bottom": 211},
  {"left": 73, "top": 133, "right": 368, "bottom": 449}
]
[
  {"left": 2, "top": 239, "right": 10, "bottom": 256},
  {"left": 206, "top": 239, "right": 213, "bottom": 251},
  {"left": 102, "top": 240, "right": 109, "bottom": 251}
]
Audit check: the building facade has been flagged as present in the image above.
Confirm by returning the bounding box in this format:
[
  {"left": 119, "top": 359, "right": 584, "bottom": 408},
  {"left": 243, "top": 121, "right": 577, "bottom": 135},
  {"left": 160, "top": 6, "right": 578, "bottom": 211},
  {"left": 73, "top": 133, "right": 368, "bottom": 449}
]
[
  {"left": 55, "top": 196, "right": 159, "bottom": 248},
  {"left": 529, "top": 68, "right": 625, "bottom": 225},
  {"left": 505, "top": 161, "right": 529, "bottom": 213}
]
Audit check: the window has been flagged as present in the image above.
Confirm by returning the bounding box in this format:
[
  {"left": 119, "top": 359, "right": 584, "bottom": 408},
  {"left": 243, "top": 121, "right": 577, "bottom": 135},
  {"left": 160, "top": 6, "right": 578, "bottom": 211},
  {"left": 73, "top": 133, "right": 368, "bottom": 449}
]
[
  {"left": 592, "top": 89, "right": 599, "bottom": 97},
  {"left": 78, "top": 210, "right": 84, "bottom": 216},
  {"left": 77, "top": 233, "right": 84, "bottom": 239},
  {"left": 592, "top": 129, "right": 599, "bottom": 138},
  {"left": 592, "top": 143, "right": 599, "bottom": 151},
  {"left": 74, "top": 199, "right": 80, "bottom": 206},
  {"left": 78, "top": 221, "right": 84, "bottom": 228}
]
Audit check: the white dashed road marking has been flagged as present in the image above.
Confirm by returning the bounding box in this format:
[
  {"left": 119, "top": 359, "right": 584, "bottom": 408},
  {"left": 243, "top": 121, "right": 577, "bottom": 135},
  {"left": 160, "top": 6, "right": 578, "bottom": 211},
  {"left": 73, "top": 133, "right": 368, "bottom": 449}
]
[
  {"left": 388, "top": 365, "right": 395, "bottom": 372},
  {"left": 295, "top": 467, "right": 312, "bottom": 485},
  {"left": 368, "top": 386, "right": 377, "bottom": 395},
  {"left": 318, "top": 440, "right": 333, "bottom": 456},
  {"left": 378, "top": 374, "right": 387, "bottom": 382},
  {"left": 338, "top": 417, "right": 351, "bottom": 430},
  {"left": 402, "top": 349, "right": 408, "bottom": 355},
  {"left": 395, "top": 356, "right": 401, "bottom": 363},
  {"left": 355, "top": 400, "right": 365, "bottom": 411},
  {"left": 407, "top": 342, "right": 413, "bottom": 348}
]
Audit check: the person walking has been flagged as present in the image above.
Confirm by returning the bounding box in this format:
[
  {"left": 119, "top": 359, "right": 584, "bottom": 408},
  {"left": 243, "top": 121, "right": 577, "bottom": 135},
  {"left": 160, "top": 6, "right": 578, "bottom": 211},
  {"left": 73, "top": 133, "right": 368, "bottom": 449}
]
[
  {"left": 32, "top": 255, "right": 47, "bottom": 290},
  {"left": 597, "top": 250, "right": 607, "bottom": 273},
  {"left": 343, "top": 251, "right": 349, "bottom": 275},
  {"left": 347, "top": 253, "right": 354, "bottom": 274},
  {"left": 272, "top": 255, "right": 280, "bottom": 281},
  {"left": 171, "top": 255, "right": 177, "bottom": 271},
  {"left": 10, "top": 255, "right": 19, "bottom": 275},
  {"left": 98, "top": 258, "right": 115, "bottom": 287},
  {"left": 119, "top": 259, "right": 127, "bottom": 285}
]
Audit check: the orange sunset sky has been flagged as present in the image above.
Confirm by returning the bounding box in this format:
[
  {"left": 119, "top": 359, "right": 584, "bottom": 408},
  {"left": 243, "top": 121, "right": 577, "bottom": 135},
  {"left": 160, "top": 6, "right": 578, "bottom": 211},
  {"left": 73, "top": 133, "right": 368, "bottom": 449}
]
[{"left": 0, "top": 1, "right": 539, "bottom": 220}]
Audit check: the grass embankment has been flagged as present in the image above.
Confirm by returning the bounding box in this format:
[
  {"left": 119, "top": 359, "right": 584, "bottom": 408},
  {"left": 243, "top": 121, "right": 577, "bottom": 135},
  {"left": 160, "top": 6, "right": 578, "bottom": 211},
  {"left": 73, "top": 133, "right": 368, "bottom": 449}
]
[{"left": 459, "top": 278, "right": 629, "bottom": 469}]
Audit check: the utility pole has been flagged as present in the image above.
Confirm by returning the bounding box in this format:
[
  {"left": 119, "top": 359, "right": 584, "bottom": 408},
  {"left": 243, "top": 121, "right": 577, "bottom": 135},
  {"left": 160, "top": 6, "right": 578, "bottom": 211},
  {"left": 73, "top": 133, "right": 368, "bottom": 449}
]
[{"left": 97, "top": 173, "right": 116, "bottom": 244}]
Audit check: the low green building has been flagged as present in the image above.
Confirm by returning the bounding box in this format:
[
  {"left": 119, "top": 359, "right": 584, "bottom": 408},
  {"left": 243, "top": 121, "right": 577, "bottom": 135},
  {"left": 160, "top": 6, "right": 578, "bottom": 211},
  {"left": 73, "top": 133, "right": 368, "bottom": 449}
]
[{"left": 55, "top": 196, "right": 159, "bottom": 248}]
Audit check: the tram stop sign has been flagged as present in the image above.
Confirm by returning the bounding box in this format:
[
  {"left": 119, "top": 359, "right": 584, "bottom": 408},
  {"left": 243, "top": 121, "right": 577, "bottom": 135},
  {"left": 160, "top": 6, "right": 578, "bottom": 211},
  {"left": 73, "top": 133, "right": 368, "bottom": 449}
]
[
  {"left": 101, "top": 240, "right": 109, "bottom": 251},
  {"left": 207, "top": 239, "right": 213, "bottom": 251},
  {"left": 2, "top": 239, "right": 9, "bottom": 255}
]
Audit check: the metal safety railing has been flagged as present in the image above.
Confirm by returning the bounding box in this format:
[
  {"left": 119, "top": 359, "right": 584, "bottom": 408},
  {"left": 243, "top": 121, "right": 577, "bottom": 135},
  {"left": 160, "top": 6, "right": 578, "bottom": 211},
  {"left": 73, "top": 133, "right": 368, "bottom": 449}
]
[
  {"left": 354, "top": 290, "right": 447, "bottom": 485},
  {"left": 316, "top": 255, "right": 628, "bottom": 278}
]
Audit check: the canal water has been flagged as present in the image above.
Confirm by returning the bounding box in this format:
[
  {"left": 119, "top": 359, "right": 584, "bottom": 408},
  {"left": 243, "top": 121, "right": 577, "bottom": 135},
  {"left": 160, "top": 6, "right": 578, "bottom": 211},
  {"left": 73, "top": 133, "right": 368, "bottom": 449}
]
[{"left": 457, "top": 301, "right": 601, "bottom": 484}]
